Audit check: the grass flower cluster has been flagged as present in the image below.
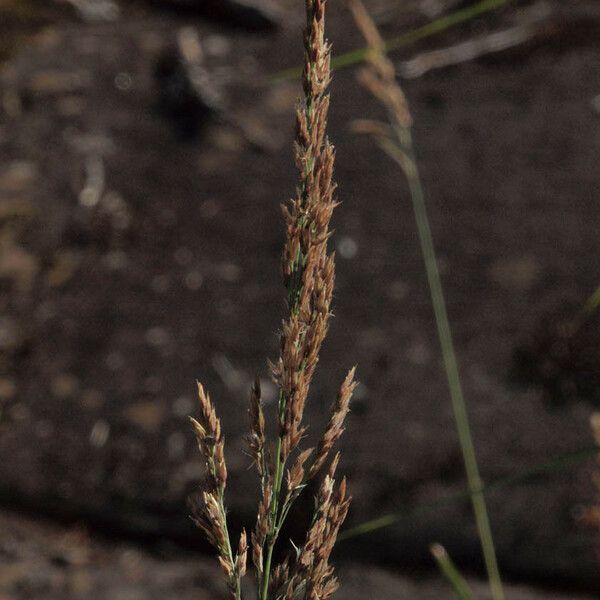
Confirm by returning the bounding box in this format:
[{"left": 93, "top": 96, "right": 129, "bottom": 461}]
[
  {"left": 190, "top": 1, "right": 356, "bottom": 598},
  {"left": 189, "top": 1, "right": 600, "bottom": 598}
]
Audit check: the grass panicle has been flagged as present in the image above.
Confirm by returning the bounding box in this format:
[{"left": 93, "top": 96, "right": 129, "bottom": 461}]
[
  {"left": 349, "top": 2, "right": 504, "bottom": 599},
  {"left": 190, "top": 383, "right": 242, "bottom": 599},
  {"left": 191, "top": 1, "right": 355, "bottom": 598}
]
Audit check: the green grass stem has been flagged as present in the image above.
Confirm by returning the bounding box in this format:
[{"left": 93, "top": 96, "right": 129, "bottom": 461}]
[
  {"left": 431, "top": 543, "right": 475, "bottom": 600},
  {"left": 397, "top": 140, "right": 504, "bottom": 599}
]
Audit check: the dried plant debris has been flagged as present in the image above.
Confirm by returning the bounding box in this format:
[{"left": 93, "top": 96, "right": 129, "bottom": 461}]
[
  {"left": 64, "top": 0, "right": 120, "bottom": 22},
  {"left": 398, "top": 1, "right": 555, "bottom": 79},
  {"left": 398, "top": 0, "right": 600, "bottom": 78},
  {"left": 189, "top": 1, "right": 356, "bottom": 598}
]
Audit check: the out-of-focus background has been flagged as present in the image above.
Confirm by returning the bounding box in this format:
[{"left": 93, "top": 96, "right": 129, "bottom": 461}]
[{"left": 1, "top": 0, "right": 600, "bottom": 598}]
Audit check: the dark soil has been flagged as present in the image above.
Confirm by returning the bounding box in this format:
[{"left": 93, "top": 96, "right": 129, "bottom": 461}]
[
  {"left": 1, "top": 0, "right": 600, "bottom": 595},
  {"left": 0, "top": 509, "right": 595, "bottom": 600}
]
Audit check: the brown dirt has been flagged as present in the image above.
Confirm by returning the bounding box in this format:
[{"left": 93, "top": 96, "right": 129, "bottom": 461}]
[
  {"left": 0, "top": 509, "right": 595, "bottom": 599},
  {"left": 1, "top": 0, "right": 600, "bottom": 595}
]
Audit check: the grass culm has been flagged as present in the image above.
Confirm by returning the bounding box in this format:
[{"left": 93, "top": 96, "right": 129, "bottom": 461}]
[
  {"left": 190, "top": 1, "right": 356, "bottom": 599},
  {"left": 349, "top": 2, "right": 505, "bottom": 599}
]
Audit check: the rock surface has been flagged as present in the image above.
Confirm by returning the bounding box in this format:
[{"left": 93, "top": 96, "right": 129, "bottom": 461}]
[
  {"left": 0, "top": 511, "right": 595, "bottom": 600},
  {"left": 0, "top": 0, "right": 599, "bottom": 593}
]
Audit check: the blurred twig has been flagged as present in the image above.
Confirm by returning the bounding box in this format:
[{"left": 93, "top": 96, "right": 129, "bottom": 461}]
[
  {"left": 398, "top": 1, "right": 553, "bottom": 78},
  {"left": 272, "top": 0, "right": 513, "bottom": 81},
  {"left": 62, "top": 0, "right": 120, "bottom": 22}
]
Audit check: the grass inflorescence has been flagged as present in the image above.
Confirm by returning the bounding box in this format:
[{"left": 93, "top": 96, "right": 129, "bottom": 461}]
[{"left": 190, "top": 1, "right": 356, "bottom": 599}]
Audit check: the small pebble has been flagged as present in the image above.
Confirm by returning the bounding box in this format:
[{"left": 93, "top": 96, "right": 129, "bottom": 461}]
[
  {"left": 0, "top": 378, "right": 17, "bottom": 400},
  {"left": 114, "top": 72, "right": 134, "bottom": 91},
  {"left": 185, "top": 270, "right": 203, "bottom": 290},
  {"left": 218, "top": 262, "right": 241, "bottom": 282},
  {"left": 173, "top": 395, "right": 194, "bottom": 417},
  {"left": 90, "top": 420, "right": 110, "bottom": 447},
  {"left": 124, "top": 401, "right": 165, "bottom": 433},
  {"left": 337, "top": 236, "right": 358, "bottom": 259},
  {"left": 145, "top": 326, "right": 171, "bottom": 347},
  {"left": 51, "top": 373, "right": 80, "bottom": 399}
]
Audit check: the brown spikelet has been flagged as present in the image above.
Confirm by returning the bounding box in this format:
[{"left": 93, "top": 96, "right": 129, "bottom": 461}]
[
  {"left": 269, "top": 558, "right": 291, "bottom": 599},
  {"left": 252, "top": 484, "right": 272, "bottom": 577},
  {"left": 192, "top": 382, "right": 227, "bottom": 490},
  {"left": 237, "top": 529, "right": 248, "bottom": 578},
  {"left": 248, "top": 376, "right": 266, "bottom": 476},
  {"left": 254, "top": 2, "right": 354, "bottom": 597},
  {"left": 190, "top": 490, "right": 235, "bottom": 586},
  {"left": 285, "top": 454, "right": 350, "bottom": 600},
  {"left": 274, "top": 0, "right": 340, "bottom": 463},
  {"left": 310, "top": 367, "right": 357, "bottom": 478},
  {"left": 287, "top": 447, "right": 314, "bottom": 494},
  {"left": 190, "top": 383, "right": 240, "bottom": 598},
  {"left": 193, "top": 1, "right": 354, "bottom": 598}
]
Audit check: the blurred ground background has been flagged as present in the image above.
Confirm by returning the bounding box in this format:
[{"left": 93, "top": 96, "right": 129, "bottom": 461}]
[{"left": 0, "top": 0, "right": 599, "bottom": 598}]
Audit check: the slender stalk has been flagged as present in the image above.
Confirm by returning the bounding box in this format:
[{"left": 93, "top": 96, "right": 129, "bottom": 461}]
[
  {"left": 431, "top": 543, "right": 475, "bottom": 600},
  {"left": 220, "top": 503, "right": 240, "bottom": 600},
  {"left": 190, "top": 388, "right": 244, "bottom": 600},
  {"left": 349, "top": 3, "right": 504, "bottom": 597},
  {"left": 260, "top": 432, "right": 283, "bottom": 600},
  {"left": 404, "top": 144, "right": 505, "bottom": 600}
]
